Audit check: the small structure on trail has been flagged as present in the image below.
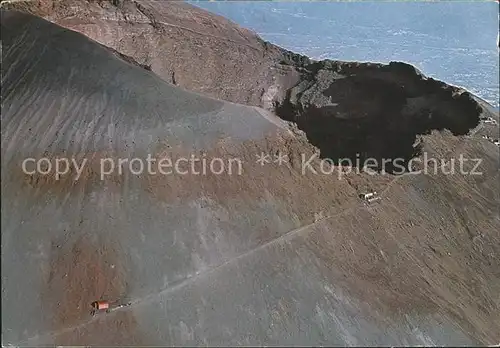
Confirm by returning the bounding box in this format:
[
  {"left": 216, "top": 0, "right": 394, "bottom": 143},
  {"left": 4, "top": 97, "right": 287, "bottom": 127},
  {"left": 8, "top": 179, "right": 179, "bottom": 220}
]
[
  {"left": 91, "top": 300, "right": 110, "bottom": 316},
  {"left": 90, "top": 300, "right": 132, "bottom": 316},
  {"left": 366, "top": 195, "right": 381, "bottom": 204},
  {"left": 359, "top": 191, "right": 377, "bottom": 200},
  {"left": 484, "top": 117, "right": 498, "bottom": 125},
  {"left": 359, "top": 191, "right": 381, "bottom": 204}
]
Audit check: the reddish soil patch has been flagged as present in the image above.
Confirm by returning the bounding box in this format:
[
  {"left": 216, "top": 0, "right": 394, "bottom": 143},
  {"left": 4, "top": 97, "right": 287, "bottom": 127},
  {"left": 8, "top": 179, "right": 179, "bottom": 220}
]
[
  {"left": 41, "top": 235, "right": 146, "bottom": 345},
  {"left": 144, "top": 130, "right": 368, "bottom": 227}
]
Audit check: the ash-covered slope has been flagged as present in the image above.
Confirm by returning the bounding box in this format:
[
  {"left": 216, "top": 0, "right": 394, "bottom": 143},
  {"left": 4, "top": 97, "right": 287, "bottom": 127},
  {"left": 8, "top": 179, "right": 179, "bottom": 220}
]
[
  {"left": 4, "top": 0, "right": 497, "bottom": 170},
  {"left": 1, "top": 8, "right": 500, "bottom": 348}
]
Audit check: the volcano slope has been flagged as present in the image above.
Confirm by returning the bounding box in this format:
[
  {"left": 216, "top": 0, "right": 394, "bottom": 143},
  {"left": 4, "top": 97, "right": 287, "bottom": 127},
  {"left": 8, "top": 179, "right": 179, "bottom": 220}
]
[
  {"left": 2, "top": 9, "right": 500, "bottom": 347},
  {"left": 4, "top": 0, "right": 499, "bottom": 170}
]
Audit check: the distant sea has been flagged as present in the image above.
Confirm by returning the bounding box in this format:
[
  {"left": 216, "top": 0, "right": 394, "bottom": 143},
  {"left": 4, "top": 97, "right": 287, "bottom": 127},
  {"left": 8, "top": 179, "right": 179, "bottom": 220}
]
[{"left": 192, "top": 1, "right": 499, "bottom": 108}]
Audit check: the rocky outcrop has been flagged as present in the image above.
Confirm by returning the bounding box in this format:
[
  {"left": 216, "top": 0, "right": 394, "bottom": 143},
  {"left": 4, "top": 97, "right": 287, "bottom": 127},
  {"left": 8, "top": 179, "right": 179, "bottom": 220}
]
[
  {"left": 2, "top": 0, "right": 296, "bottom": 106},
  {"left": 2, "top": 0, "right": 489, "bottom": 172}
]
